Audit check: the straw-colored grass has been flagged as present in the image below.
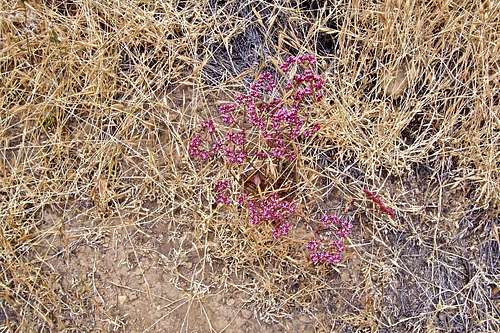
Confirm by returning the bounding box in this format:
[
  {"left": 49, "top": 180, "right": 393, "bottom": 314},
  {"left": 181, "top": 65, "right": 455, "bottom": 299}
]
[{"left": 1, "top": 0, "right": 499, "bottom": 332}]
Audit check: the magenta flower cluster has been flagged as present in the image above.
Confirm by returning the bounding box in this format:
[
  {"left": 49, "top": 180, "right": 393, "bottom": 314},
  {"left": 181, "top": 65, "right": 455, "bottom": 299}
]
[
  {"left": 214, "top": 179, "right": 231, "bottom": 205},
  {"left": 188, "top": 119, "right": 221, "bottom": 161},
  {"left": 188, "top": 55, "right": 353, "bottom": 266},
  {"left": 246, "top": 194, "right": 295, "bottom": 226},
  {"left": 246, "top": 194, "right": 296, "bottom": 240},
  {"left": 188, "top": 54, "right": 323, "bottom": 166},
  {"left": 305, "top": 214, "right": 353, "bottom": 265},
  {"left": 213, "top": 180, "right": 295, "bottom": 239}
]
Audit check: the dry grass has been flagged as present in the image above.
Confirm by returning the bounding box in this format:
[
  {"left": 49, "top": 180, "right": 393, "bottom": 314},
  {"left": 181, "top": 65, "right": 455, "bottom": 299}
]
[{"left": 1, "top": 0, "right": 499, "bottom": 332}]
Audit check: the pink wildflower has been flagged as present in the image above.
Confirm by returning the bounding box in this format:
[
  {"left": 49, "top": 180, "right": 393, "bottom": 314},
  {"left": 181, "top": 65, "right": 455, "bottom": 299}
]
[
  {"left": 306, "top": 213, "right": 352, "bottom": 266},
  {"left": 214, "top": 179, "right": 231, "bottom": 205},
  {"left": 272, "top": 222, "right": 291, "bottom": 240}
]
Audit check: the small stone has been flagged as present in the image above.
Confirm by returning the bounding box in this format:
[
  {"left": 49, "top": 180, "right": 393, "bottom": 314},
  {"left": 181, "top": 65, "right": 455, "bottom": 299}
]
[
  {"left": 128, "top": 293, "right": 139, "bottom": 302},
  {"left": 241, "top": 309, "right": 252, "bottom": 319},
  {"left": 226, "top": 298, "right": 235, "bottom": 306},
  {"left": 117, "top": 295, "right": 127, "bottom": 305},
  {"left": 298, "top": 314, "right": 309, "bottom": 323},
  {"left": 212, "top": 294, "right": 224, "bottom": 305}
]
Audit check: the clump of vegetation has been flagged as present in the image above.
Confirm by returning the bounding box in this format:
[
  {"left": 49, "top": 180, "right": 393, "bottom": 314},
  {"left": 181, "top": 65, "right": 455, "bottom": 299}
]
[
  {"left": 1, "top": 0, "right": 498, "bottom": 332},
  {"left": 189, "top": 54, "right": 355, "bottom": 265}
]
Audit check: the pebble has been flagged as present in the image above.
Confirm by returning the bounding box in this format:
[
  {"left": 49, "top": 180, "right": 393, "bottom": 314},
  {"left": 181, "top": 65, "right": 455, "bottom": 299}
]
[
  {"left": 241, "top": 309, "right": 252, "bottom": 319},
  {"left": 117, "top": 295, "right": 127, "bottom": 305}
]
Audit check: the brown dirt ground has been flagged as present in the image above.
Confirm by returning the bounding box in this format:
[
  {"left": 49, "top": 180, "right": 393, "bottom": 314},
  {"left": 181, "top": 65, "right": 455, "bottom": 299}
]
[{"left": 39, "top": 205, "right": 315, "bottom": 333}]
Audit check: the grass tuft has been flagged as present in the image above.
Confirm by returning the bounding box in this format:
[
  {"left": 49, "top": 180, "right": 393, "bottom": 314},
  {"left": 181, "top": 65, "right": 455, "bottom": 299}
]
[{"left": 1, "top": 0, "right": 499, "bottom": 332}]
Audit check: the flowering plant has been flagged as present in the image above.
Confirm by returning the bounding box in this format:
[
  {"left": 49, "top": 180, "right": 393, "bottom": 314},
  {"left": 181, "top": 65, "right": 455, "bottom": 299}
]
[
  {"left": 305, "top": 214, "right": 353, "bottom": 264},
  {"left": 189, "top": 54, "right": 352, "bottom": 265},
  {"left": 189, "top": 54, "right": 323, "bottom": 164}
]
